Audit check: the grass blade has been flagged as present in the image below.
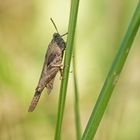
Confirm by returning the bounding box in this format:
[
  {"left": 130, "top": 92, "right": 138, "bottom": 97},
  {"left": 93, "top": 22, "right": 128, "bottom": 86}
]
[
  {"left": 54, "top": 0, "right": 80, "bottom": 139},
  {"left": 73, "top": 47, "right": 81, "bottom": 140},
  {"left": 81, "top": 1, "right": 140, "bottom": 140}
]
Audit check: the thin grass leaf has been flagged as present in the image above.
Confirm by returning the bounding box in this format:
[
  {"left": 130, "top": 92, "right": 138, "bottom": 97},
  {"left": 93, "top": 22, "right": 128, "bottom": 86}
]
[
  {"left": 54, "top": 0, "right": 80, "bottom": 139},
  {"left": 81, "top": 1, "right": 140, "bottom": 140},
  {"left": 73, "top": 46, "right": 81, "bottom": 140}
]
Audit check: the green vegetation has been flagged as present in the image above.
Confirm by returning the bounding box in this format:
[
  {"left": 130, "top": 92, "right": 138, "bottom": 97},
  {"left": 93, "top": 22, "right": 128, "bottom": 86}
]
[
  {"left": 55, "top": 0, "right": 80, "bottom": 139},
  {"left": 0, "top": 1, "right": 140, "bottom": 140},
  {"left": 82, "top": 1, "right": 140, "bottom": 139}
]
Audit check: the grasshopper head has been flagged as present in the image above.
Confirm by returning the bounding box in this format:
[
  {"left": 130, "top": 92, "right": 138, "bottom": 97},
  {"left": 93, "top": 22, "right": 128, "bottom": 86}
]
[{"left": 53, "top": 33, "right": 66, "bottom": 51}]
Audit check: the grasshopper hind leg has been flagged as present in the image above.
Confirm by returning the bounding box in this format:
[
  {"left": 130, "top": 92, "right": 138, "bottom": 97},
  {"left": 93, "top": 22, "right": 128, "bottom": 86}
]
[
  {"left": 46, "top": 78, "right": 55, "bottom": 94},
  {"left": 28, "top": 91, "right": 41, "bottom": 112}
]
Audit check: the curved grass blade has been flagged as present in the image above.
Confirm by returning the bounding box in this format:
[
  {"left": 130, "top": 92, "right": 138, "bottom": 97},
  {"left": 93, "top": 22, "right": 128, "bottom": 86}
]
[{"left": 82, "top": 1, "right": 140, "bottom": 140}]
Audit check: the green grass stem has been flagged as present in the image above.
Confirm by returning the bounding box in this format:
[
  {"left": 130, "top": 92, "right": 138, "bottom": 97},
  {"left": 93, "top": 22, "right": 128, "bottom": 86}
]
[
  {"left": 54, "top": 0, "right": 80, "bottom": 139},
  {"left": 81, "top": 1, "right": 140, "bottom": 140},
  {"left": 73, "top": 47, "right": 81, "bottom": 140}
]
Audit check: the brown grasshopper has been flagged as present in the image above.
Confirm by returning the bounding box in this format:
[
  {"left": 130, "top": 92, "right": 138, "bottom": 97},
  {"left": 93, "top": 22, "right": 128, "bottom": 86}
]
[{"left": 28, "top": 18, "right": 67, "bottom": 112}]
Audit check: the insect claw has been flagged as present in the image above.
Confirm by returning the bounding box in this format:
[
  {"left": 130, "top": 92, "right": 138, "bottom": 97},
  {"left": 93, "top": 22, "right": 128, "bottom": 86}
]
[{"left": 60, "top": 69, "right": 63, "bottom": 76}]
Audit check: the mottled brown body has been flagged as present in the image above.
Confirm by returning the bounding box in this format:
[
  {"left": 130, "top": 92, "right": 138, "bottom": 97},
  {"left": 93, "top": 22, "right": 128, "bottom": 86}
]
[{"left": 28, "top": 33, "right": 66, "bottom": 112}]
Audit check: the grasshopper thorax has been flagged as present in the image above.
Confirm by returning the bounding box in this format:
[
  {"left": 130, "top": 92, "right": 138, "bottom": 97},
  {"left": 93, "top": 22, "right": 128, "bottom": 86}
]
[{"left": 53, "top": 33, "right": 66, "bottom": 51}]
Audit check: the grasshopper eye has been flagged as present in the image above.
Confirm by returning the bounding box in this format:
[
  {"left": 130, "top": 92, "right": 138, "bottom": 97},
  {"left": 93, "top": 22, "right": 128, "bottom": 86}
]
[{"left": 53, "top": 33, "right": 60, "bottom": 39}]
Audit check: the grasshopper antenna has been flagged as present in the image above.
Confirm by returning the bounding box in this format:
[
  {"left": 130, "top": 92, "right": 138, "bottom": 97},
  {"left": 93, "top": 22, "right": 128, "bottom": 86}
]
[
  {"left": 50, "top": 18, "right": 68, "bottom": 37},
  {"left": 50, "top": 18, "right": 59, "bottom": 33},
  {"left": 61, "top": 32, "right": 68, "bottom": 37}
]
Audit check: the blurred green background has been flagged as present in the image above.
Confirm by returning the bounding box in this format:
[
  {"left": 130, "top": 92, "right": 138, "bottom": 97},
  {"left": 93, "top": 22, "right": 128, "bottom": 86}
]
[{"left": 0, "top": 0, "right": 140, "bottom": 140}]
